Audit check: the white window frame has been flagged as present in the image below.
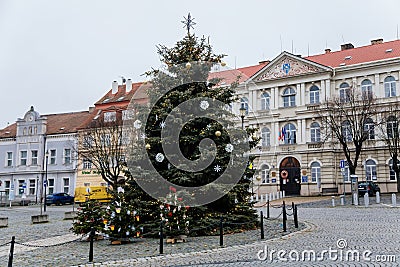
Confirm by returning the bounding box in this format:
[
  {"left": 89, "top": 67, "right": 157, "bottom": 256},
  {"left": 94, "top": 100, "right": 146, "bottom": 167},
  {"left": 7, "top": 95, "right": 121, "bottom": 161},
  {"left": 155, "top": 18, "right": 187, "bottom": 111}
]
[
  {"left": 339, "top": 82, "right": 350, "bottom": 103},
  {"left": 309, "top": 85, "right": 320, "bottom": 104},
  {"left": 50, "top": 149, "right": 56, "bottom": 165},
  {"left": 6, "top": 152, "right": 13, "bottom": 167},
  {"left": 361, "top": 79, "right": 373, "bottom": 99},
  {"left": 63, "top": 177, "right": 70, "bottom": 193},
  {"left": 342, "top": 121, "right": 352, "bottom": 142},
  {"left": 365, "top": 159, "right": 377, "bottom": 181},
  {"left": 83, "top": 158, "right": 92, "bottom": 169},
  {"left": 260, "top": 92, "right": 270, "bottom": 110},
  {"left": 240, "top": 97, "right": 249, "bottom": 115},
  {"left": 311, "top": 161, "right": 321, "bottom": 183},
  {"left": 389, "top": 159, "right": 399, "bottom": 181},
  {"left": 364, "top": 118, "right": 375, "bottom": 140},
  {"left": 31, "top": 150, "right": 38, "bottom": 165},
  {"left": 29, "top": 179, "right": 36, "bottom": 195},
  {"left": 104, "top": 111, "right": 116, "bottom": 122},
  {"left": 47, "top": 178, "right": 55, "bottom": 195},
  {"left": 64, "top": 148, "right": 71, "bottom": 165},
  {"left": 261, "top": 165, "right": 270, "bottom": 184},
  {"left": 284, "top": 123, "right": 296, "bottom": 144},
  {"left": 310, "top": 122, "right": 321, "bottom": 142},
  {"left": 122, "top": 109, "right": 134, "bottom": 120},
  {"left": 261, "top": 127, "right": 270, "bottom": 147},
  {"left": 384, "top": 76, "right": 396, "bottom": 97},
  {"left": 20, "top": 150, "right": 27, "bottom": 166},
  {"left": 283, "top": 87, "right": 296, "bottom": 107}
]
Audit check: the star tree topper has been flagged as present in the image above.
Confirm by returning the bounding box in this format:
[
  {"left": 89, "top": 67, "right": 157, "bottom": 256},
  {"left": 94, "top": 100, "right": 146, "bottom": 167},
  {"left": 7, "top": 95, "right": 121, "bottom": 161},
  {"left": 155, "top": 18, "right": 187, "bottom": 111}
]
[{"left": 181, "top": 13, "right": 196, "bottom": 33}]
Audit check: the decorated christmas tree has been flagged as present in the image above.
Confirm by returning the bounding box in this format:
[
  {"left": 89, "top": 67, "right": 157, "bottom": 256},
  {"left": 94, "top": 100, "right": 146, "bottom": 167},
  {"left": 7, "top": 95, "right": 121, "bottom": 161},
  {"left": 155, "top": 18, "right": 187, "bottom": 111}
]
[
  {"left": 103, "top": 187, "right": 142, "bottom": 242},
  {"left": 126, "top": 14, "right": 259, "bottom": 236},
  {"left": 71, "top": 199, "right": 105, "bottom": 236}
]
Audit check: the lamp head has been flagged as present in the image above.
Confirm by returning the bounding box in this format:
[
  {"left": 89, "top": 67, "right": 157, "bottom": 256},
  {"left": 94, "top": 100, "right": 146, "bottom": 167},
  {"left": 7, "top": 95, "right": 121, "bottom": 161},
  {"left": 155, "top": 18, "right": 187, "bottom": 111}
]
[{"left": 239, "top": 106, "right": 246, "bottom": 117}]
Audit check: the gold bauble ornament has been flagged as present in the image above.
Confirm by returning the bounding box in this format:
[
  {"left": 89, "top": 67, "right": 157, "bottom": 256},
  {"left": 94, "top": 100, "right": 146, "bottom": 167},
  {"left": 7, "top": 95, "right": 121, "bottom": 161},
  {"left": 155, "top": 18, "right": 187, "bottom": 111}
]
[
  {"left": 215, "top": 130, "right": 221, "bottom": 137},
  {"left": 145, "top": 143, "right": 151, "bottom": 150},
  {"left": 221, "top": 62, "right": 226, "bottom": 67},
  {"left": 185, "top": 62, "right": 191, "bottom": 69}
]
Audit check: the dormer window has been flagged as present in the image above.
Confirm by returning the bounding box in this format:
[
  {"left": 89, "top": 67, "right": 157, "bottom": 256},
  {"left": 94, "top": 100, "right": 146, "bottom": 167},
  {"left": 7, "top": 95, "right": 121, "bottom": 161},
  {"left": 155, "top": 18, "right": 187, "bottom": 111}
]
[{"left": 104, "top": 111, "right": 116, "bottom": 122}]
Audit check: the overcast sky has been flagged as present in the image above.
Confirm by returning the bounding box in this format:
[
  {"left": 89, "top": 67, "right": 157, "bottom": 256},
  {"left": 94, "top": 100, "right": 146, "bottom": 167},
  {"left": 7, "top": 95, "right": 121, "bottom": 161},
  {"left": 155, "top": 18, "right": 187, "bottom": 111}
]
[{"left": 1, "top": 0, "right": 399, "bottom": 128}]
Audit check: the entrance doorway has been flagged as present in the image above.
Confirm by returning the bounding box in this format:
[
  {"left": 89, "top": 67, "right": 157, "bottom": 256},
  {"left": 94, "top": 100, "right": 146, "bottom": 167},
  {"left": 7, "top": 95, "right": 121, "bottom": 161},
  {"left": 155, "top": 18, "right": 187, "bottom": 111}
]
[{"left": 279, "top": 157, "right": 301, "bottom": 195}]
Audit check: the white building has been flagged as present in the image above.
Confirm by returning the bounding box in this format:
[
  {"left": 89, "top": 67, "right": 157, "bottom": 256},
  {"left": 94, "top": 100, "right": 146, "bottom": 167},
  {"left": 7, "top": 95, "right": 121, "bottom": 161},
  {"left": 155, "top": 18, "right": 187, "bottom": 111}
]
[{"left": 232, "top": 38, "right": 400, "bottom": 196}]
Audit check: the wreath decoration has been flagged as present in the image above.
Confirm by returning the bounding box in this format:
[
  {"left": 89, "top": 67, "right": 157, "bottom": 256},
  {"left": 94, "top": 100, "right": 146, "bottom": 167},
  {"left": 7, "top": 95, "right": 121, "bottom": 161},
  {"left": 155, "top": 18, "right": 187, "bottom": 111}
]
[{"left": 281, "top": 170, "right": 288, "bottom": 179}]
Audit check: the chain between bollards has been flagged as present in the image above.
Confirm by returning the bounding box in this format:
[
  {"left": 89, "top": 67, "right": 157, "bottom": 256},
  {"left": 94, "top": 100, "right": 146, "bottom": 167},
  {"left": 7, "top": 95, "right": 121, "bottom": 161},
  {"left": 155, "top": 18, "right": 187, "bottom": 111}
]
[
  {"left": 219, "top": 216, "right": 223, "bottom": 247},
  {"left": 88, "top": 227, "right": 95, "bottom": 262},
  {"left": 8, "top": 236, "right": 15, "bottom": 267},
  {"left": 282, "top": 201, "right": 287, "bottom": 232},
  {"left": 294, "top": 204, "right": 299, "bottom": 228},
  {"left": 260, "top": 211, "right": 264, "bottom": 239},
  {"left": 159, "top": 220, "right": 164, "bottom": 254}
]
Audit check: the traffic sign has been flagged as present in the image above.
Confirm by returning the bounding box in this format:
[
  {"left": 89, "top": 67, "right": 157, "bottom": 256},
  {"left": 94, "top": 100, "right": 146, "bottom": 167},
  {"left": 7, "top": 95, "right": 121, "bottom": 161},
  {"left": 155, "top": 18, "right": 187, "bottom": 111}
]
[
  {"left": 340, "top": 160, "right": 345, "bottom": 169},
  {"left": 43, "top": 180, "right": 47, "bottom": 187}
]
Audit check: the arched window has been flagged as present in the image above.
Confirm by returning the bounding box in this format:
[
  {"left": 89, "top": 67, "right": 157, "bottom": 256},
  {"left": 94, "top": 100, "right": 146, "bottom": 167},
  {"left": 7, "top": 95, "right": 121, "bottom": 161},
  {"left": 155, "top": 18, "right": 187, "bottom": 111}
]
[
  {"left": 361, "top": 79, "right": 373, "bottom": 99},
  {"left": 283, "top": 123, "right": 296, "bottom": 144},
  {"left": 240, "top": 97, "right": 249, "bottom": 115},
  {"left": 261, "top": 92, "right": 270, "bottom": 110},
  {"left": 282, "top": 87, "right": 296, "bottom": 107},
  {"left": 309, "top": 85, "right": 320, "bottom": 104},
  {"left": 261, "top": 127, "right": 271, "bottom": 147},
  {"left": 310, "top": 122, "right": 321, "bottom": 142},
  {"left": 261, "top": 165, "right": 270, "bottom": 184},
  {"left": 311, "top": 161, "right": 321, "bottom": 183},
  {"left": 339, "top": 82, "right": 350, "bottom": 103},
  {"left": 387, "top": 116, "right": 398, "bottom": 138},
  {"left": 384, "top": 76, "right": 396, "bottom": 97},
  {"left": 389, "top": 159, "right": 399, "bottom": 181},
  {"left": 364, "top": 118, "right": 375, "bottom": 140},
  {"left": 365, "top": 159, "right": 377, "bottom": 181},
  {"left": 341, "top": 121, "right": 352, "bottom": 142}
]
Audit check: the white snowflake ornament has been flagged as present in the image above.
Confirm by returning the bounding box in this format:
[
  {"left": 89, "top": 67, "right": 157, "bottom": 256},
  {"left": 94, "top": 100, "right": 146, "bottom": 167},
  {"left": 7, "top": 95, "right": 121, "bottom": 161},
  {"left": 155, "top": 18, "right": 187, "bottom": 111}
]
[
  {"left": 214, "top": 165, "right": 222, "bottom": 172},
  {"left": 156, "top": 153, "right": 165, "bottom": 162},
  {"left": 200, "top": 100, "right": 209, "bottom": 110},
  {"left": 225, "top": 144, "right": 234, "bottom": 153},
  {"left": 133, "top": 120, "right": 142, "bottom": 129}
]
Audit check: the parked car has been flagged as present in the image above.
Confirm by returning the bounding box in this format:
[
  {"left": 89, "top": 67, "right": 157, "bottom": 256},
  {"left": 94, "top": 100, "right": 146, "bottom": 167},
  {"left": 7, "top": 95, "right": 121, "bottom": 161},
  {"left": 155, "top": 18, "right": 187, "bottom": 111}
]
[
  {"left": 358, "top": 181, "right": 380, "bottom": 197},
  {"left": 46, "top": 193, "right": 74, "bottom": 205}
]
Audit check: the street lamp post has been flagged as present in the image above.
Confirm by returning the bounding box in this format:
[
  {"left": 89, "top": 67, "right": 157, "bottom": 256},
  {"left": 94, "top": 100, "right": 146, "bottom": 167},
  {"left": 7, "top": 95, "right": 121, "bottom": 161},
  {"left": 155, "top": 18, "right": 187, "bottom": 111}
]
[
  {"left": 239, "top": 106, "right": 246, "bottom": 130},
  {"left": 44, "top": 151, "right": 49, "bottom": 212}
]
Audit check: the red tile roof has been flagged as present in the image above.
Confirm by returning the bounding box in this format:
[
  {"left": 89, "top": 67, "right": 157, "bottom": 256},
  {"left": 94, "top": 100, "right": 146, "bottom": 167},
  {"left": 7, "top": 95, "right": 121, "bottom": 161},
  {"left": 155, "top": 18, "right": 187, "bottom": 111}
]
[
  {"left": 0, "top": 111, "right": 92, "bottom": 139},
  {"left": 95, "top": 82, "right": 150, "bottom": 108},
  {"left": 209, "top": 61, "right": 269, "bottom": 85},
  {"left": 306, "top": 39, "right": 400, "bottom": 68}
]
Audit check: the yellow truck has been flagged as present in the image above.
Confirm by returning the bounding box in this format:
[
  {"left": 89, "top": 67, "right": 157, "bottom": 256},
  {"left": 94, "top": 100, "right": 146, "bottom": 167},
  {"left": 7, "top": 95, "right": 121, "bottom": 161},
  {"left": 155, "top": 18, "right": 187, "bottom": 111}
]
[{"left": 74, "top": 186, "right": 111, "bottom": 204}]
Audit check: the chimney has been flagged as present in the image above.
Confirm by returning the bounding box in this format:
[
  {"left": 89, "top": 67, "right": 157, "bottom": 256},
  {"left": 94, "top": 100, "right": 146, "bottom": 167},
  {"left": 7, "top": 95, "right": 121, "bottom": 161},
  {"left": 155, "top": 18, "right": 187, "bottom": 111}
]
[
  {"left": 258, "top": 60, "right": 270, "bottom": 65},
  {"left": 371, "top": 38, "right": 383, "bottom": 45},
  {"left": 325, "top": 48, "right": 331, "bottom": 54},
  {"left": 112, "top": 80, "right": 118, "bottom": 94},
  {"left": 340, "top": 43, "right": 354, "bottom": 51},
  {"left": 126, "top": 78, "right": 132, "bottom": 93}
]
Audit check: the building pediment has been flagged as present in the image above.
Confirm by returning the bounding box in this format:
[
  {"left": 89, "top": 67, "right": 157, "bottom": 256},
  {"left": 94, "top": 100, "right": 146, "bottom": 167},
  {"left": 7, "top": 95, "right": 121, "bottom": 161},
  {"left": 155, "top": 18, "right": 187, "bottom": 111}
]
[{"left": 252, "top": 52, "right": 332, "bottom": 82}]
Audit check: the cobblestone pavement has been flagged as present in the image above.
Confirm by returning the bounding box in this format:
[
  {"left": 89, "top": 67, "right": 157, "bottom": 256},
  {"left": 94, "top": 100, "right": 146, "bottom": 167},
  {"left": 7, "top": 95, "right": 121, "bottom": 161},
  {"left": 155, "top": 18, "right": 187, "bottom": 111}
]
[{"left": 0, "top": 195, "right": 399, "bottom": 267}]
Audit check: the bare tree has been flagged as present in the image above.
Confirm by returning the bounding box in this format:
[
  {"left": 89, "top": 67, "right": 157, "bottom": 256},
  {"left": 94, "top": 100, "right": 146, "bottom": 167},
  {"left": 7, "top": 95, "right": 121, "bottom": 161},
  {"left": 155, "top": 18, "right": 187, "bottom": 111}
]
[
  {"left": 377, "top": 102, "right": 400, "bottom": 192},
  {"left": 320, "top": 86, "right": 377, "bottom": 175},
  {"left": 78, "top": 107, "right": 134, "bottom": 189}
]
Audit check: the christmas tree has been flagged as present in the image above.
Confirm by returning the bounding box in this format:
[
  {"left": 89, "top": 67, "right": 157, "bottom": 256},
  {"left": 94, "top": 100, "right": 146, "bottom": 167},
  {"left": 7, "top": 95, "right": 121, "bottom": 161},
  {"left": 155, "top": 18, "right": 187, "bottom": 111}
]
[
  {"left": 126, "top": 14, "right": 259, "bottom": 236},
  {"left": 71, "top": 199, "right": 105, "bottom": 236},
  {"left": 103, "top": 187, "right": 142, "bottom": 242}
]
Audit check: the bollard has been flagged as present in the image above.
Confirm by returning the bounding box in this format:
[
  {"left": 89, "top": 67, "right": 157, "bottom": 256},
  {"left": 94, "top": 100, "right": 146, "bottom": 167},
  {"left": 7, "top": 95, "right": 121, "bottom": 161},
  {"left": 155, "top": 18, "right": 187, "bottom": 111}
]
[
  {"left": 291, "top": 201, "right": 295, "bottom": 211},
  {"left": 267, "top": 200, "right": 270, "bottom": 219},
  {"left": 159, "top": 220, "right": 164, "bottom": 254},
  {"left": 282, "top": 201, "right": 287, "bottom": 232},
  {"left": 276, "top": 191, "right": 280, "bottom": 200},
  {"left": 89, "top": 227, "right": 95, "bottom": 262},
  {"left": 269, "top": 193, "right": 273, "bottom": 202},
  {"left": 364, "top": 193, "right": 369, "bottom": 207},
  {"left": 219, "top": 216, "right": 224, "bottom": 247},
  {"left": 265, "top": 193, "right": 269, "bottom": 202},
  {"left": 392, "top": 193, "right": 397, "bottom": 207},
  {"left": 376, "top": 191, "right": 380, "bottom": 204},
  {"left": 331, "top": 196, "right": 335, "bottom": 207},
  {"left": 260, "top": 211, "right": 265, "bottom": 239},
  {"left": 294, "top": 205, "right": 299, "bottom": 228},
  {"left": 280, "top": 191, "right": 283, "bottom": 199},
  {"left": 283, "top": 190, "right": 286, "bottom": 198},
  {"left": 8, "top": 236, "right": 15, "bottom": 267},
  {"left": 256, "top": 194, "right": 259, "bottom": 202},
  {"left": 272, "top": 192, "right": 275, "bottom": 201},
  {"left": 340, "top": 195, "right": 345, "bottom": 206},
  {"left": 260, "top": 194, "right": 263, "bottom": 202},
  {"left": 353, "top": 193, "right": 359, "bottom": 206}
]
